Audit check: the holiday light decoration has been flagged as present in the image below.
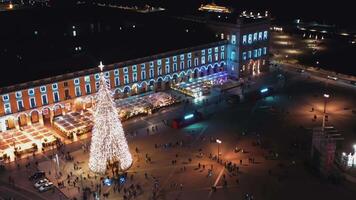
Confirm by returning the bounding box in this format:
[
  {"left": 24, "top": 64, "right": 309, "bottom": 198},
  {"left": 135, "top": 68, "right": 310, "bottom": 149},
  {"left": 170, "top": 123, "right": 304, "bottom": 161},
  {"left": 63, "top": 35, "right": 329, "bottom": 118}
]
[{"left": 88, "top": 62, "right": 133, "bottom": 174}]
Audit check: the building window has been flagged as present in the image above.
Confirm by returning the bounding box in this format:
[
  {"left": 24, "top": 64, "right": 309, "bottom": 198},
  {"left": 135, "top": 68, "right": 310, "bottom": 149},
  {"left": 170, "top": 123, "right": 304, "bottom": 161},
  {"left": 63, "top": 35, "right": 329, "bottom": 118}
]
[
  {"left": 149, "top": 69, "right": 154, "bottom": 79},
  {"left": 194, "top": 58, "right": 199, "bottom": 66},
  {"left": 263, "top": 31, "right": 268, "bottom": 40},
  {"left": 28, "top": 89, "right": 35, "bottom": 96},
  {"left": 157, "top": 60, "right": 162, "bottom": 66},
  {"left": 201, "top": 57, "right": 205, "bottom": 64},
  {"left": 208, "top": 55, "right": 212, "bottom": 63},
  {"left": 258, "top": 32, "right": 263, "bottom": 40},
  {"left": 149, "top": 61, "right": 154, "bottom": 67},
  {"left": 95, "top": 82, "right": 99, "bottom": 90},
  {"left": 53, "top": 91, "right": 60, "bottom": 102},
  {"left": 231, "top": 35, "right": 236, "bottom": 44},
  {"left": 180, "top": 54, "right": 184, "bottom": 60},
  {"left": 188, "top": 60, "right": 192, "bottom": 68},
  {"left": 208, "top": 48, "right": 212, "bottom": 54},
  {"left": 85, "top": 84, "right": 91, "bottom": 94},
  {"left": 41, "top": 94, "right": 48, "bottom": 105},
  {"left": 221, "top": 33, "right": 224, "bottom": 39},
  {"left": 214, "top": 47, "right": 219, "bottom": 53},
  {"left": 15, "top": 91, "right": 22, "bottom": 98},
  {"left": 214, "top": 54, "right": 218, "bottom": 61},
  {"left": 115, "top": 77, "right": 120, "bottom": 86},
  {"left": 263, "top": 47, "right": 267, "bottom": 55},
  {"left": 157, "top": 67, "right": 162, "bottom": 76},
  {"left": 253, "top": 49, "right": 258, "bottom": 58},
  {"left": 132, "top": 65, "right": 137, "bottom": 72},
  {"left": 74, "top": 78, "right": 80, "bottom": 85},
  {"left": 105, "top": 72, "right": 109, "bottom": 78},
  {"left": 4, "top": 103, "right": 11, "bottom": 114},
  {"left": 17, "top": 100, "right": 24, "bottom": 111},
  {"left": 173, "top": 56, "right": 177, "bottom": 62},
  {"left": 95, "top": 74, "right": 100, "bottom": 80},
  {"left": 201, "top": 50, "right": 205, "bottom": 56},
  {"left": 2, "top": 94, "right": 9, "bottom": 101},
  {"left": 30, "top": 97, "right": 36, "bottom": 108},
  {"left": 253, "top": 33, "right": 258, "bottom": 41},
  {"left": 141, "top": 64, "right": 146, "bottom": 71},
  {"left": 231, "top": 51, "right": 236, "bottom": 61},
  {"left": 52, "top": 83, "right": 58, "bottom": 90},
  {"left": 133, "top": 72, "right": 138, "bottom": 82},
  {"left": 141, "top": 71, "right": 146, "bottom": 80},
  {"left": 221, "top": 52, "right": 225, "bottom": 60},
  {"left": 123, "top": 67, "right": 128, "bottom": 74},
  {"left": 180, "top": 62, "right": 184, "bottom": 70},
  {"left": 75, "top": 86, "right": 81, "bottom": 97},
  {"left": 221, "top": 45, "right": 225, "bottom": 51},
  {"left": 242, "top": 35, "right": 247, "bottom": 44},
  {"left": 242, "top": 52, "right": 247, "bottom": 60},
  {"left": 165, "top": 65, "right": 170, "bottom": 74},
  {"left": 188, "top": 53, "right": 192, "bottom": 59},
  {"left": 248, "top": 34, "right": 252, "bottom": 44},
  {"left": 173, "top": 63, "right": 177, "bottom": 72},
  {"left": 84, "top": 76, "right": 90, "bottom": 82},
  {"left": 165, "top": 58, "right": 170, "bottom": 64},
  {"left": 258, "top": 48, "right": 262, "bottom": 57},
  {"left": 124, "top": 75, "right": 129, "bottom": 84},
  {"left": 248, "top": 51, "right": 252, "bottom": 59},
  {"left": 114, "top": 69, "right": 119, "bottom": 76},
  {"left": 40, "top": 86, "right": 46, "bottom": 93}
]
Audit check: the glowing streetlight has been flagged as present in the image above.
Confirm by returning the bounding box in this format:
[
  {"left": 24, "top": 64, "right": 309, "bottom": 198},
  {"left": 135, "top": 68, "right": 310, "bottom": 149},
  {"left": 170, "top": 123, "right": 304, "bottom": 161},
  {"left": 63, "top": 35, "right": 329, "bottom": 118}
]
[
  {"left": 322, "top": 93, "right": 330, "bottom": 131},
  {"left": 216, "top": 139, "right": 222, "bottom": 160}
]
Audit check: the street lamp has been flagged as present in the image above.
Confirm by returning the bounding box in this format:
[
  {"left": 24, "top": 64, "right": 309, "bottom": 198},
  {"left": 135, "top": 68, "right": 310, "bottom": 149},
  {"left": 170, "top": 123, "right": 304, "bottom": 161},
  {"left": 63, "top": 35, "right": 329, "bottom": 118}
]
[
  {"left": 216, "top": 139, "right": 222, "bottom": 160},
  {"left": 322, "top": 93, "right": 330, "bottom": 131}
]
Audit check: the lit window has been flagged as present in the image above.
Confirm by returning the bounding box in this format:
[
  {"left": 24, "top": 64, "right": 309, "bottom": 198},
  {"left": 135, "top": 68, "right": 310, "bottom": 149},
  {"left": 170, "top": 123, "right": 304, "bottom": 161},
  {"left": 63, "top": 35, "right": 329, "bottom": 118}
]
[
  {"left": 231, "top": 51, "right": 236, "bottom": 60},
  {"left": 221, "top": 46, "right": 225, "bottom": 51},
  {"left": 214, "top": 47, "right": 219, "bottom": 52},
  {"left": 263, "top": 47, "right": 267, "bottom": 55},
  {"left": 242, "top": 35, "right": 247, "bottom": 44},
  {"left": 253, "top": 49, "right": 258, "bottom": 58},
  {"left": 242, "top": 52, "right": 247, "bottom": 60},
  {"left": 149, "top": 69, "right": 154, "bottom": 78},
  {"left": 214, "top": 53, "right": 218, "bottom": 61},
  {"left": 208, "top": 55, "right": 212, "bottom": 63},
  {"left": 194, "top": 58, "right": 199, "bottom": 66},
  {"left": 258, "top": 48, "right": 262, "bottom": 57},
  {"left": 4, "top": 103, "right": 11, "bottom": 114},
  {"left": 141, "top": 64, "right": 145, "bottom": 70},
  {"left": 157, "top": 60, "right": 162, "bottom": 65},
  {"left": 17, "top": 100, "right": 24, "bottom": 110},
  {"left": 253, "top": 33, "right": 258, "bottom": 41},
  {"left": 188, "top": 60, "right": 192, "bottom": 68},
  {"left": 132, "top": 65, "right": 137, "bottom": 72},
  {"left": 231, "top": 35, "right": 236, "bottom": 44},
  {"left": 201, "top": 50, "right": 205, "bottom": 56},
  {"left": 173, "top": 63, "right": 178, "bottom": 72},
  {"left": 221, "top": 52, "right": 225, "bottom": 60},
  {"left": 133, "top": 72, "right": 138, "bottom": 82},
  {"left": 173, "top": 56, "right": 177, "bottom": 62},
  {"left": 29, "top": 97, "right": 36, "bottom": 108},
  {"left": 150, "top": 61, "right": 154, "bottom": 67},
  {"left": 75, "top": 86, "right": 81, "bottom": 97},
  {"left": 248, "top": 51, "right": 252, "bottom": 59},
  {"left": 208, "top": 48, "right": 212, "bottom": 54},
  {"left": 263, "top": 31, "right": 268, "bottom": 39},
  {"left": 84, "top": 76, "right": 90, "bottom": 82},
  {"left": 165, "top": 58, "right": 170, "bottom": 64},
  {"left": 180, "top": 62, "right": 184, "bottom": 70},
  {"left": 258, "top": 32, "right": 263, "bottom": 40},
  {"left": 85, "top": 84, "right": 91, "bottom": 94},
  {"left": 188, "top": 53, "right": 192, "bottom": 59},
  {"left": 248, "top": 34, "right": 252, "bottom": 44},
  {"left": 53, "top": 91, "right": 60, "bottom": 102},
  {"left": 124, "top": 75, "right": 130, "bottom": 84},
  {"left": 201, "top": 57, "right": 206, "bottom": 64}
]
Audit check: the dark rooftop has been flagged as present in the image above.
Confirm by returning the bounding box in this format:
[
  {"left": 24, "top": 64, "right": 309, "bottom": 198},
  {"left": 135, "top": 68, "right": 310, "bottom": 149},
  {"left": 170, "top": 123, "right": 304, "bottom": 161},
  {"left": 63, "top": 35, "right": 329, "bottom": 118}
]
[{"left": 0, "top": 5, "right": 221, "bottom": 89}]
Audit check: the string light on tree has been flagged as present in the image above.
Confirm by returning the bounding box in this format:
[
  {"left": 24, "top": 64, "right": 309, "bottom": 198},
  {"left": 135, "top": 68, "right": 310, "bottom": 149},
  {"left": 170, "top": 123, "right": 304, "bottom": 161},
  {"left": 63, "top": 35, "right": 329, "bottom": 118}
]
[{"left": 88, "top": 62, "right": 133, "bottom": 174}]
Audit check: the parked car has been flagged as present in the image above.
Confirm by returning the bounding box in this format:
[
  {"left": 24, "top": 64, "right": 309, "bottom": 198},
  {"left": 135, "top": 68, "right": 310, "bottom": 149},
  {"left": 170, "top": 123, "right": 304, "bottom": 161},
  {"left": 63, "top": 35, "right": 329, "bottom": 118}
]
[
  {"left": 38, "top": 182, "right": 54, "bottom": 192},
  {"left": 29, "top": 171, "right": 45, "bottom": 181},
  {"left": 34, "top": 178, "right": 49, "bottom": 188}
]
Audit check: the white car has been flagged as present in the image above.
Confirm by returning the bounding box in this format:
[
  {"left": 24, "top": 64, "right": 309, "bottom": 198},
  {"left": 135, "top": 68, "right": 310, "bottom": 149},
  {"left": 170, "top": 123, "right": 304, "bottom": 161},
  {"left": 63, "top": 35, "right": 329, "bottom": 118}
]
[
  {"left": 327, "top": 75, "right": 338, "bottom": 81},
  {"left": 38, "top": 182, "right": 54, "bottom": 192},
  {"left": 34, "top": 178, "right": 49, "bottom": 188}
]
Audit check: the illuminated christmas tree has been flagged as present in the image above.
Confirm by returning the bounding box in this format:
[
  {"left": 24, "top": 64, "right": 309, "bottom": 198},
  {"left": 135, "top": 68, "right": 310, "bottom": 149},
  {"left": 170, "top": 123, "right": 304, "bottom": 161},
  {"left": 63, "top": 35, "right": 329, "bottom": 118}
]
[{"left": 88, "top": 62, "right": 133, "bottom": 174}]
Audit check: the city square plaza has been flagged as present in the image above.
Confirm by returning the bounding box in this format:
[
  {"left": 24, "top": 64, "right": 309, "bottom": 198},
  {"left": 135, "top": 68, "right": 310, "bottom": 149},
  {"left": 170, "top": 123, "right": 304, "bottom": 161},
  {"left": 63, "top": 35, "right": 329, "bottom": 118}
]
[{"left": 1, "top": 68, "right": 356, "bottom": 200}]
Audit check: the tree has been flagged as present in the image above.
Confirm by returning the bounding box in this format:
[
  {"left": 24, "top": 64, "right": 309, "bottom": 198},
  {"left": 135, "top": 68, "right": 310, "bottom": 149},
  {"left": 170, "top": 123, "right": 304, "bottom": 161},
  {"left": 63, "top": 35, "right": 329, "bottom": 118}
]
[{"left": 88, "top": 62, "right": 133, "bottom": 174}]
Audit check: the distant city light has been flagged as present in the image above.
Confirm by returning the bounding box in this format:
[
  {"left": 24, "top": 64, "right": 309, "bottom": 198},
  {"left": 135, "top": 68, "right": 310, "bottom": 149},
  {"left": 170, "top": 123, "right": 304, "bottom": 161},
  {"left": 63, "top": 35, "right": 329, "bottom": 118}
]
[
  {"left": 323, "top": 94, "right": 330, "bottom": 98},
  {"left": 260, "top": 88, "right": 269, "bottom": 93},
  {"left": 216, "top": 139, "right": 222, "bottom": 144},
  {"left": 184, "top": 114, "right": 194, "bottom": 120}
]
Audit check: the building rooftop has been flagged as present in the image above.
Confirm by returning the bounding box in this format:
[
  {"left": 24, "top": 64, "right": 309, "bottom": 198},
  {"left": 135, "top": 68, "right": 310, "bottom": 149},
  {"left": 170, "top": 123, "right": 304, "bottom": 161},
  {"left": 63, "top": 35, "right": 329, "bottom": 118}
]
[{"left": 0, "top": 5, "right": 222, "bottom": 90}]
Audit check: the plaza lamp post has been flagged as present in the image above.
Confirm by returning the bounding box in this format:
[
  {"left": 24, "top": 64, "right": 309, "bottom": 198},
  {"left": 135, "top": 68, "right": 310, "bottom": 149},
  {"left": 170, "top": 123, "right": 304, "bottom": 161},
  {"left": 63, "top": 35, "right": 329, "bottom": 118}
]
[
  {"left": 216, "top": 139, "right": 222, "bottom": 160},
  {"left": 322, "top": 93, "right": 330, "bottom": 131}
]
